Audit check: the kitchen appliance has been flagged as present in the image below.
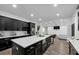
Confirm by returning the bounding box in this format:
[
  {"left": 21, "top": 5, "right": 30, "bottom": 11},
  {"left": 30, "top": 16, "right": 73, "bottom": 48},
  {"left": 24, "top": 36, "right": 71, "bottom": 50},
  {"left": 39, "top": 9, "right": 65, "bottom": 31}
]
[{"left": 54, "top": 26, "right": 60, "bottom": 29}]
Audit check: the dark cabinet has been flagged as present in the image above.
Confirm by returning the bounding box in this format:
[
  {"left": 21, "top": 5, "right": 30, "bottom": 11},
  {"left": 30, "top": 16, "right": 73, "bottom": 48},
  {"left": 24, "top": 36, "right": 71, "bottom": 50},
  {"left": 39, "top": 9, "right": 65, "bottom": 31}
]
[
  {"left": 45, "top": 37, "right": 51, "bottom": 49},
  {"left": 12, "top": 42, "right": 25, "bottom": 55},
  {"left": 0, "top": 16, "right": 6, "bottom": 30},
  {"left": 0, "top": 15, "right": 30, "bottom": 31},
  {"left": 42, "top": 36, "right": 51, "bottom": 53},
  {"left": 27, "top": 22, "right": 35, "bottom": 35},
  {"left": 22, "top": 22, "right": 29, "bottom": 31},
  {"left": 35, "top": 41, "right": 42, "bottom": 55},
  {"left": 12, "top": 36, "right": 53, "bottom": 55},
  {"left": 12, "top": 41, "right": 42, "bottom": 55},
  {"left": 12, "top": 42, "right": 35, "bottom": 55},
  {"left": 0, "top": 16, "right": 16, "bottom": 30},
  {"left": 42, "top": 39, "right": 47, "bottom": 53},
  {"left": 0, "top": 39, "right": 12, "bottom": 51}
]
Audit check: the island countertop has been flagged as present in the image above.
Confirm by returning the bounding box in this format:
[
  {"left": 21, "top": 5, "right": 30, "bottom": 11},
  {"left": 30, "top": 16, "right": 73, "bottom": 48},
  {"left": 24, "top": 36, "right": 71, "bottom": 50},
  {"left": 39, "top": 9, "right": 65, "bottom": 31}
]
[
  {"left": 11, "top": 35, "right": 52, "bottom": 48},
  {"left": 67, "top": 38, "right": 79, "bottom": 54}
]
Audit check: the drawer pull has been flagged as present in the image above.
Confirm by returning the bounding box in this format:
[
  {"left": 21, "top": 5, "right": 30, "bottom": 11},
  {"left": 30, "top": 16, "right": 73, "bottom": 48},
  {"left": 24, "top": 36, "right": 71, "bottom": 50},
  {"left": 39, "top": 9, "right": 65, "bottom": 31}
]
[
  {"left": 30, "top": 47, "right": 34, "bottom": 49},
  {"left": 16, "top": 47, "right": 18, "bottom": 50}
]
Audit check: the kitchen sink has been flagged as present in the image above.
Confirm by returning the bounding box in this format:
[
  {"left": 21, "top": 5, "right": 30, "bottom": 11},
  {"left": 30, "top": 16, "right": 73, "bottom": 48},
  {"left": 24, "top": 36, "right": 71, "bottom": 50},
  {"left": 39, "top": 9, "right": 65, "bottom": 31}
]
[{"left": 38, "top": 35, "right": 45, "bottom": 37}]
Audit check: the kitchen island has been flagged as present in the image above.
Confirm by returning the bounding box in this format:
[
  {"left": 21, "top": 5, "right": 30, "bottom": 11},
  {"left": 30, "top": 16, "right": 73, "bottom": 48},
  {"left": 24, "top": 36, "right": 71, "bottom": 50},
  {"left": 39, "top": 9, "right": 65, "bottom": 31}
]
[{"left": 12, "top": 35, "right": 53, "bottom": 55}]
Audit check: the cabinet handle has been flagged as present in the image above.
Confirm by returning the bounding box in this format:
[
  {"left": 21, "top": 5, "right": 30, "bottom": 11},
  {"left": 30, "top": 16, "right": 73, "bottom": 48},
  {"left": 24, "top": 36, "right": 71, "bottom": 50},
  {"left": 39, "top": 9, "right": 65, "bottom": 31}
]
[
  {"left": 30, "top": 47, "right": 34, "bottom": 49},
  {"left": 16, "top": 47, "right": 18, "bottom": 50}
]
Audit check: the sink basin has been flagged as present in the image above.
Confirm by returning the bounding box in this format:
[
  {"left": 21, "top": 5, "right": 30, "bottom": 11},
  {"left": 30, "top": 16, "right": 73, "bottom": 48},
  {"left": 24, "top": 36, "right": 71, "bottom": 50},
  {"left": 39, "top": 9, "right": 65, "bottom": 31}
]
[
  {"left": 76, "top": 39, "right": 79, "bottom": 40},
  {"left": 37, "top": 34, "right": 45, "bottom": 37}
]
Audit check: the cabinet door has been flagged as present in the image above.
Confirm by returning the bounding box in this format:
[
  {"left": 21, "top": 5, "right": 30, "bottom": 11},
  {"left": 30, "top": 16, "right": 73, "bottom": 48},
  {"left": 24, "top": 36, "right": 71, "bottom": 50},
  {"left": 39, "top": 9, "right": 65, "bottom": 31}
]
[
  {"left": 22, "top": 22, "right": 28, "bottom": 31},
  {"left": 12, "top": 43, "right": 25, "bottom": 55},
  {"left": 13, "top": 20, "right": 18, "bottom": 30},
  {"left": 0, "top": 16, "right": 6, "bottom": 30},
  {"left": 4, "top": 17, "right": 12, "bottom": 30},
  {"left": 25, "top": 46, "right": 35, "bottom": 55},
  {"left": 0, "top": 17, "right": 3, "bottom": 31},
  {"left": 30, "top": 22, "right": 35, "bottom": 35},
  {"left": 15, "top": 20, "right": 19, "bottom": 30},
  {"left": 35, "top": 41, "right": 42, "bottom": 55}
]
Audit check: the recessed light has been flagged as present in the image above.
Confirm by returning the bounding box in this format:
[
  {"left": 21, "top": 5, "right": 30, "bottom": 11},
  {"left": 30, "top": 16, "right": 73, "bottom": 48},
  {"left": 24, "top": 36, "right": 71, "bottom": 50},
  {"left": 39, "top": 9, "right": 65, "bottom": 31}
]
[
  {"left": 39, "top": 18, "right": 42, "bottom": 21},
  {"left": 30, "top": 13, "right": 34, "bottom": 17},
  {"left": 12, "top": 4, "right": 17, "bottom": 8},
  {"left": 49, "top": 21, "right": 52, "bottom": 23},
  {"left": 53, "top": 4, "right": 58, "bottom": 7},
  {"left": 56, "top": 13, "right": 60, "bottom": 16}
]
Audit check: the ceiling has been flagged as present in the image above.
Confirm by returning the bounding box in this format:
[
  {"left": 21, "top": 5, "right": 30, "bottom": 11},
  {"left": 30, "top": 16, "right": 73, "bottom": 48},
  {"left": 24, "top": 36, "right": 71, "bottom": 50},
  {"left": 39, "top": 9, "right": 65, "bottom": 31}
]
[{"left": 0, "top": 4, "right": 78, "bottom": 23}]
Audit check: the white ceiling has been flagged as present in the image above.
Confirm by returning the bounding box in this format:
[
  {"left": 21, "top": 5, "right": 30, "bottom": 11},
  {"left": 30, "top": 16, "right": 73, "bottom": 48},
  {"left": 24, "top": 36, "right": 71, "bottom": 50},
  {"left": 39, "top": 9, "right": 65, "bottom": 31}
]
[{"left": 0, "top": 4, "right": 78, "bottom": 23}]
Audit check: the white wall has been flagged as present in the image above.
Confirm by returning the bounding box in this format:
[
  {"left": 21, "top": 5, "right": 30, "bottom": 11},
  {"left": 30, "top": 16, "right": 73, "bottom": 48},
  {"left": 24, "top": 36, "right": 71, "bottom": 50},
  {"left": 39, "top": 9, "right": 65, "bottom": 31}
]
[
  {"left": 48, "top": 26, "right": 67, "bottom": 35},
  {"left": 39, "top": 18, "right": 73, "bottom": 38},
  {"left": 74, "top": 10, "right": 79, "bottom": 39}
]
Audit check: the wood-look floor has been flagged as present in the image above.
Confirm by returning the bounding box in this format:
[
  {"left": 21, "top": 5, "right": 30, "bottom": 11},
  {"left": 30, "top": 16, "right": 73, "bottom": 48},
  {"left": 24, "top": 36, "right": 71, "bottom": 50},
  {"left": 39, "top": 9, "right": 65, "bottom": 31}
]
[
  {"left": 0, "top": 37, "right": 69, "bottom": 55},
  {"left": 43, "top": 37, "right": 69, "bottom": 55}
]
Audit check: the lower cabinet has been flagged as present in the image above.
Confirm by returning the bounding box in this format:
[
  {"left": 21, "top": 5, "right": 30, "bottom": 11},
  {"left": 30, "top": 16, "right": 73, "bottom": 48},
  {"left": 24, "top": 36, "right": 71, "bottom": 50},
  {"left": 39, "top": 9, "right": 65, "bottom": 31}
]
[
  {"left": 69, "top": 42, "right": 78, "bottom": 55},
  {"left": 46, "top": 37, "right": 51, "bottom": 48},
  {"left": 35, "top": 41, "right": 42, "bottom": 55},
  {"left": 12, "top": 41, "right": 42, "bottom": 55},
  {"left": 42, "top": 39, "right": 48, "bottom": 53},
  {"left": 0, "top": 39, "right": 12, "bottom": 51}
]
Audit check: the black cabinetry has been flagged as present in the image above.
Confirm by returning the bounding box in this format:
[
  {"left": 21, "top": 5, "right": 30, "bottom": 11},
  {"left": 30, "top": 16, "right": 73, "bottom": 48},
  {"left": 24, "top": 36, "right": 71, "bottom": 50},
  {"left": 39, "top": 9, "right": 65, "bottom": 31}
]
[
  {"left": 12, "top": 41, "right": 42, "bottom": 55},
  {"left": 12, "top": 36, "right": 52, "bottom": 55},
  {"left": 42, "top": 37, "right": 51, "bottom": 53},
  {"left": 42, "top": 39, "right": 47, "bottom": 53},
  {"left": 0, "top": 16, "right": 6, "bottom": 30},
  {"left": 35, "top": 41, "right": 42, "bottom": 55},
  {"left": 0, "top": 38, "right": 12, "bottom": 51},
  {"left": 27, "top": 22, "right": 35, "bottom": 35},
  {"left": 46, "top": 37, "right": 51, "bottom": 47},
  {"left": 12, "top": 42, "right": 35, "bottom": 55},
  {"left": 22, "top": 22, "right": 29, "bottom": 31},
  {"left": 0, "top": 15, "right": 29, "bottom": 31}
]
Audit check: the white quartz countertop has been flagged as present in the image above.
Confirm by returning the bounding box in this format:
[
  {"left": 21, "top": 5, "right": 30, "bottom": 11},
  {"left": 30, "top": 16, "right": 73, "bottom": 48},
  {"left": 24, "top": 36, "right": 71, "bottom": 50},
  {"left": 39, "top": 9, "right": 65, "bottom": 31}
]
[
  {"left": 67, "top": 38, "right": 79, "bottom": 54},
  {"left": 12, "top": 35, "right": 52, "bottom": 48}
]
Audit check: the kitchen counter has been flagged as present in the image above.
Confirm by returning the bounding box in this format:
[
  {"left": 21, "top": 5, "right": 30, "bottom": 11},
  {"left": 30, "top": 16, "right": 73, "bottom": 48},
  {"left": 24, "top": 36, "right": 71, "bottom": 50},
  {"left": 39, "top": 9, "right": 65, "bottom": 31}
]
[
  {"left": 67, "top": 38, "right": 79, "bottom": 54},
  {"left": 0, "top": 33, "right": 30, "bottom": 51},
  {"left": 12, "top": 35, "right": 52, "bottom": 48}
]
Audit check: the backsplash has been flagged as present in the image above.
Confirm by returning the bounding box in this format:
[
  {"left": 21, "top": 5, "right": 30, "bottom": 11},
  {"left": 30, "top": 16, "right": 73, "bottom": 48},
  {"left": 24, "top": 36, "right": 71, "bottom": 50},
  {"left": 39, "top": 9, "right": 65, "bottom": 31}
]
[{"left": 0, "top": 31, "right": 28, "bottom": 37}]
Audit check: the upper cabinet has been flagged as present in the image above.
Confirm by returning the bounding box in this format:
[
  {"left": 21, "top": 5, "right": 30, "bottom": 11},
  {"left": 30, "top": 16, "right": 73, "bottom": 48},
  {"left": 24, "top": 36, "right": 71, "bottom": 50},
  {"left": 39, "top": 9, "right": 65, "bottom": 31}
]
[
  {"left": 0, "top": 16, "right": 5, "bottom": 30},
  {"left": 0, "top": 15, "right": 33, "bottom": 31}
]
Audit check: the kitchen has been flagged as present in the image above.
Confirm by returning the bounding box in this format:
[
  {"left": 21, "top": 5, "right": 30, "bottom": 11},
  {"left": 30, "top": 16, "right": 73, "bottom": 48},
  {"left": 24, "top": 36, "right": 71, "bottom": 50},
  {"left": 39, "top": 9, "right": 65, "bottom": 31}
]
[{"left": 0, "top": 4, "right": 79, "bottom": 55}]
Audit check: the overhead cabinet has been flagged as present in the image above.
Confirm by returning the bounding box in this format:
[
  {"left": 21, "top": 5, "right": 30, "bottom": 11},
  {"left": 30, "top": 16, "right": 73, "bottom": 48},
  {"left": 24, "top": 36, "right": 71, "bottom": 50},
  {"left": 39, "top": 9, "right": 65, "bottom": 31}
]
[{"left": 0, "top": 15, "right": 31, "bottom": 31}]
